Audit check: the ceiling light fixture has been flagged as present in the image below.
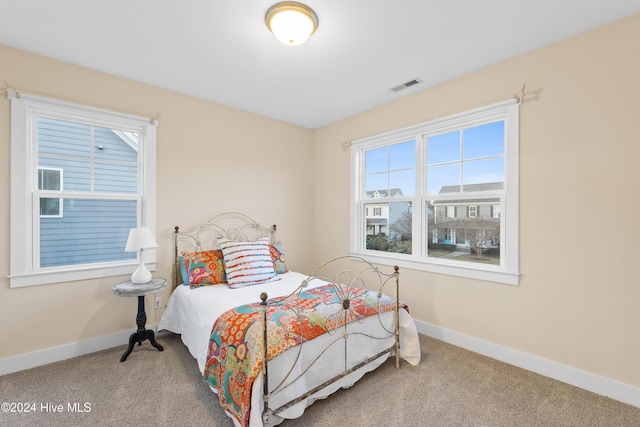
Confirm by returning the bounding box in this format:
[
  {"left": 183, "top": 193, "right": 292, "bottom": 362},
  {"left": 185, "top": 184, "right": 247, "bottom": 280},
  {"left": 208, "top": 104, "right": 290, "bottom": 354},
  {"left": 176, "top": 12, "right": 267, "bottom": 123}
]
[{"left": 265, "top": 2, "right": 318, "bottom": 46}]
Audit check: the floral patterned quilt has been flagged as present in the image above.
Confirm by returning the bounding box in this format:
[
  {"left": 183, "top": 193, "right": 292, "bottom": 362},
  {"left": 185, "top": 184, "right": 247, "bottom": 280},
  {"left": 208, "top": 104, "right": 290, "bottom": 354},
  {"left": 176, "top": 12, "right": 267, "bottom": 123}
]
[{"left": 202, "top": 283, "right": 398, "bottom": 426}]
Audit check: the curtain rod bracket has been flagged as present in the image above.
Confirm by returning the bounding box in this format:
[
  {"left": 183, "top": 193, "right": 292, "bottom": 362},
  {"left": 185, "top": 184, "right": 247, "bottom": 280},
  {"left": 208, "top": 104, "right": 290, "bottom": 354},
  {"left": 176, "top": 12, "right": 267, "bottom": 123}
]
[
  {"left": 4, "top": 81, "right": 21, "bottom": 98},
  {"left": 515, "top": 83, "right": 526, "bottom": 104}
]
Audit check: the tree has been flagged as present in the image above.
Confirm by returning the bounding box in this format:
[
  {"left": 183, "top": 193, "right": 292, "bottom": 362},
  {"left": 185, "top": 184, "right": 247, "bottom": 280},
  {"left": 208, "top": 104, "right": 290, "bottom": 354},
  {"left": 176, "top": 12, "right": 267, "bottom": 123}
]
[
  {"left": 457, "top": 217, "right": 500, "bottom": 259},
  {"left": 428, "top": 208, "right": 499, "bottom": 259},
  {"left": 389, "top": 210, "right": 412, "bottom": 241},
  {"left": 366, "top": 234, "right": 390, "bottom": 251}
]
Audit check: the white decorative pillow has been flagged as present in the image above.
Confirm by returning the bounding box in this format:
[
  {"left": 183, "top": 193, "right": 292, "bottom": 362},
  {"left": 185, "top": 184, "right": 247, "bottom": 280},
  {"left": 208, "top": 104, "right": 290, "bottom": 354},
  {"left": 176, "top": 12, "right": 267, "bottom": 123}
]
[{"left": 217, "top": 236, "right": 279, "bottom": 288}]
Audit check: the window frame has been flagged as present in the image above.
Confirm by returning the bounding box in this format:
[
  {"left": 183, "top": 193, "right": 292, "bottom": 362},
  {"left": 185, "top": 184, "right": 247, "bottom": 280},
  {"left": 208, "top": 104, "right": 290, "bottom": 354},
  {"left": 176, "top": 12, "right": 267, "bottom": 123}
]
[
  {"left": 446, "top": 205, "right": 455, "bottom": 218},
  {"left": 350, "top": 99, "right": 519, "bottom": 285},
  {"left": 38, "top": 167, "right": 63, "bottom": 218},
  {"left": 9, "top": 90, "right": 157, "bottom": 287}
]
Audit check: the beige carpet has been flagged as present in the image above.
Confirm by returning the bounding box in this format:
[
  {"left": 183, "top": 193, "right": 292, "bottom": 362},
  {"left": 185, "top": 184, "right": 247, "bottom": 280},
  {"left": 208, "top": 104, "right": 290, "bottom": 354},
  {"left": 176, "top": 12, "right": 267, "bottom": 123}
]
[{"left": 1, "top": 333, "right": 639, "bottom": 426}]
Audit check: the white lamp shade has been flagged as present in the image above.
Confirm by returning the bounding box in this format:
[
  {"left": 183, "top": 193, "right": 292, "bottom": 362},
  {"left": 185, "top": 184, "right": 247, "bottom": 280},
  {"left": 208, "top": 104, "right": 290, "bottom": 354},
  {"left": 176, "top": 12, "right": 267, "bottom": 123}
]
[{"left": 125, "top": 227, "right": 158, "bottom": 252}]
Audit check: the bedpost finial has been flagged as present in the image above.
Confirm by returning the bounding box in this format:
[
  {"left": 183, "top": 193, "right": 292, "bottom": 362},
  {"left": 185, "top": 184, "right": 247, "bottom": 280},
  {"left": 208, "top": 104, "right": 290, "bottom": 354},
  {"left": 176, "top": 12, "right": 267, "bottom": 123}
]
[
  {"left": 394, "top": 265, "right": 399, "bottom": 273},
  {"left": 175, "top": 226, "right": 180, "bottom": 233},
  {"left": 260, "top": 292, "right": 268, "bottom": 303}
]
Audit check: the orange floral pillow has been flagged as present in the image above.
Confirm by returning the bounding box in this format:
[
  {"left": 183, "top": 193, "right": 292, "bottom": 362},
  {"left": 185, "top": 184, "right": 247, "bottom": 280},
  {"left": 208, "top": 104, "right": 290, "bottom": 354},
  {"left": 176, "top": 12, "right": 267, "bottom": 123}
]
[
  {"left": 180, "top": 250, "right": 226, "bottom": 288},
  {"left": 270, "top": 241, "right": 288, "bottom": 274}
]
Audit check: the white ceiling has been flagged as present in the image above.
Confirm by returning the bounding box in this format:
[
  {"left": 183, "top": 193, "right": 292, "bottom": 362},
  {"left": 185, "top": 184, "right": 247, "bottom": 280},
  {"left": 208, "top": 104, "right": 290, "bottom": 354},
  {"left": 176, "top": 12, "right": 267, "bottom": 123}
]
[{"left": 1, "top": 1, "right": 638, "bottom": 129}]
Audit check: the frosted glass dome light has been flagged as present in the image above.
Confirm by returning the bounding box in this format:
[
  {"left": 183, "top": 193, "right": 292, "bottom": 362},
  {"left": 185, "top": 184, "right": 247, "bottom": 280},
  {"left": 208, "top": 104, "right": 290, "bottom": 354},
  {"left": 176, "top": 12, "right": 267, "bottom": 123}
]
[{"left": 266, "top": 2, "right": 318, "bottom": 46}]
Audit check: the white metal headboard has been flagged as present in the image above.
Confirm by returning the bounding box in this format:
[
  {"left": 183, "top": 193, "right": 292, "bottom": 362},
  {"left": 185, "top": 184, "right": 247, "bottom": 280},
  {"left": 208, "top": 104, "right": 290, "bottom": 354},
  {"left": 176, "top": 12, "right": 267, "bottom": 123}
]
[{"left": 173, "top": 212, "right": 276, "bottom": 287}]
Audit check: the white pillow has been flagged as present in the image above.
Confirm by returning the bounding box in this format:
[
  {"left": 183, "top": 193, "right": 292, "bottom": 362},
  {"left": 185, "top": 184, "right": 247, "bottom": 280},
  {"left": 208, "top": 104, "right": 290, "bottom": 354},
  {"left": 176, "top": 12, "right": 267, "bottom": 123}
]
[{"left": 217, "top": 236, "right": 279, "bottom": 288}]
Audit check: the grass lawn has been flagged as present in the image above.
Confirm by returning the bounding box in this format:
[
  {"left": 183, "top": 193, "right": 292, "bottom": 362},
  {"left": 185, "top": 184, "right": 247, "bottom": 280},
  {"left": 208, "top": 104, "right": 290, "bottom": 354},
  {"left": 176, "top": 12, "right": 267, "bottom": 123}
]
[{"left": 428, "top": 249, "right": 500, "bottom": 265}]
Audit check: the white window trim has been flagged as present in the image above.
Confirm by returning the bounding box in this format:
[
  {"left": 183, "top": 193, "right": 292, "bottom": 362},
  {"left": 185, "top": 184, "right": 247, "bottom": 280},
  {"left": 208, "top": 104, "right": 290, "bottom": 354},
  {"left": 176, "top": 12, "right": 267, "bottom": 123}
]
[
  {"left": 8, "top": 90, "right": 157, "bottom": 287},
  {"left": 446, "top": 205, "right": 455, "bottom": 218},
  {"left": 350, "top": 99, "right": 519, "bottom": 285}
]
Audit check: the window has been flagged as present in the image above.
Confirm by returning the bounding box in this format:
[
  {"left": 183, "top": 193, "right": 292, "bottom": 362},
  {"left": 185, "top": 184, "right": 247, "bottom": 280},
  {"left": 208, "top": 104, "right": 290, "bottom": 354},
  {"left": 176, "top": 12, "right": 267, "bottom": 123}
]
[
  {"left": 38, "top": 167, "right": 63, "bottom": 217},
  {"left": 9, "top": 90, "right": 157, "bottom": 287},
  {"left": 350, "top": 99, "right": 519, "bottom": 285},
  {"left": 446, "top": 206, "right": 455, "bottom": 218}
]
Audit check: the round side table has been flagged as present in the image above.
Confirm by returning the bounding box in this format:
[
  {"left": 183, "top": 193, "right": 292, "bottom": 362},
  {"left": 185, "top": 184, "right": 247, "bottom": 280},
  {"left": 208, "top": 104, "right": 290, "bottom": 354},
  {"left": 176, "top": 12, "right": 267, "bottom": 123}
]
[{"left": 113, "top": 278, "right": 167, "bottom": 362}]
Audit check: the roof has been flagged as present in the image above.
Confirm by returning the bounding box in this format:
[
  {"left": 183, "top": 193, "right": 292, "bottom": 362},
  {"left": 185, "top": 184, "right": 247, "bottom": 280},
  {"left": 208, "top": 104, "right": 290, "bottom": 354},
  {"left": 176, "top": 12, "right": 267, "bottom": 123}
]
[
  {"left": 366, "top": 188, "right": 404, "bottom": 198},
  {"left": 438, "top": 182, "right": 503, "bottom": 193}
]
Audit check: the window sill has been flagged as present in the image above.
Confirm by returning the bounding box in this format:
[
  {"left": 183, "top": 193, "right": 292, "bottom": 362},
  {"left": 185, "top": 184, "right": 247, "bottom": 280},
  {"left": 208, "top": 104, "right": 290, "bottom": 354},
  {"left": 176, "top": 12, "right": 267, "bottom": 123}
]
[
  {"left": 9, "top": 262, "right": 158, "bottom": 288},
  {"left": 350, "top": 251, "right": 519, "bottom": 286}
]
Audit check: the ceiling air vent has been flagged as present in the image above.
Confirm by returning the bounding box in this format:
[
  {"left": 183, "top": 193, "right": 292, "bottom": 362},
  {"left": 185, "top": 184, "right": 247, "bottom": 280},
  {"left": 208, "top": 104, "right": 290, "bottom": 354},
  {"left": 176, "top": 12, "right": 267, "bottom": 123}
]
[{"left": 390, "top": 78, "right": 423, "bottom": 92}]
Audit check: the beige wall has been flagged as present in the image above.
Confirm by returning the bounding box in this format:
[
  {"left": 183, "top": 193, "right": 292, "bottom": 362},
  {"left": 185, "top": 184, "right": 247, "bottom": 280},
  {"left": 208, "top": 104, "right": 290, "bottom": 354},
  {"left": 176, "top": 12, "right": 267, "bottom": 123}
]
[
  {"left": 312, "top": 13, "right": 640, "bottom": 387},
  {"left": 1, "top": 13, "right": 639, "bottom": 391},
  {"left": 0, "top": 45, "right": 314, "bottom": 358}
]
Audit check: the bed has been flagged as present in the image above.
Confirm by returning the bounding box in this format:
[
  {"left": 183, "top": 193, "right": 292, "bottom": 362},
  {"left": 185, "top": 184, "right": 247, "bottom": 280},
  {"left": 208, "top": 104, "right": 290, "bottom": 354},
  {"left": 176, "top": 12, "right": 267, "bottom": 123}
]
[{"left": 158, "top": 212, "right": 421, "bottom": 426}]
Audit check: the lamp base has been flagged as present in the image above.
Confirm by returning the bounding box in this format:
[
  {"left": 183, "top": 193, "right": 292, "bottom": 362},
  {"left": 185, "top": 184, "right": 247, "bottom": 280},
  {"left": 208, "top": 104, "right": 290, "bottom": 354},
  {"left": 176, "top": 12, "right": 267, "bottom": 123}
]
[{"left": 131, "top": 261, "right": 152, "bottom": 284}]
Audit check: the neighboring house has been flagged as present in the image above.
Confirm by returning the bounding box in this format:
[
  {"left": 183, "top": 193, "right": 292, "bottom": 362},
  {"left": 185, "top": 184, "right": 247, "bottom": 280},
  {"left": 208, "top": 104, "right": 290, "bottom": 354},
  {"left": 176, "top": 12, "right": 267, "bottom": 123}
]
[
  {"left": 364, "top": 188, "right": 404, "bottom": 236},
  {"left": 365, "top": 184, "right": 500, "bottom": 251},
  {"left": 38, "top": 118, "right": 138, "bottom": 267},
  {"left": 431, "top": 182, "right": 502, "bottom": 251}
]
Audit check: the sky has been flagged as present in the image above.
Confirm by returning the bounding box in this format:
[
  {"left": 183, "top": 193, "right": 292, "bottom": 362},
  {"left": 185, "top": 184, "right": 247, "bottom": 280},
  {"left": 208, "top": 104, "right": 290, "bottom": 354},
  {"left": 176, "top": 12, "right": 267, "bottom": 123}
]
[{"left": 365, "top": 121, "right": 504, "bottom": 197}]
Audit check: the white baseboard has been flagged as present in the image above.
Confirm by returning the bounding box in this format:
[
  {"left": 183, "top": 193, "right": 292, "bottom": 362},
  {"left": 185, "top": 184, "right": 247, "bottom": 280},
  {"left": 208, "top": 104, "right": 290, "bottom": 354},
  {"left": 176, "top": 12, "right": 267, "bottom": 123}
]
[
  {"left": 415, "top": 320, "right": 640, "bottom": 409},
  {"left": 0, "top": 324, "right": 159, "bottom": 376},
  {"left": 3, "top": 321, "right": 638, "bottom": 409}
]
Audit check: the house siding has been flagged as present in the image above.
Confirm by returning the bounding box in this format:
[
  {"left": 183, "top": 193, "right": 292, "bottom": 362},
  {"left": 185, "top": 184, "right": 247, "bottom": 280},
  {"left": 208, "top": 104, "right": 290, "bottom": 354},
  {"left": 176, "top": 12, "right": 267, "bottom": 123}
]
[{"left": 37, "top": 118, "right": 138, "bottom": 267}]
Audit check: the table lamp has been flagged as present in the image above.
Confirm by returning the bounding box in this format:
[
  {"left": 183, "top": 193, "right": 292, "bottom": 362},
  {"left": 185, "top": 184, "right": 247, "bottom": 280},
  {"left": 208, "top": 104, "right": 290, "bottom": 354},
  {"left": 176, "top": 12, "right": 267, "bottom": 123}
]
[{"left": 125, "top": 227, "right": 158, "bottom": 284}]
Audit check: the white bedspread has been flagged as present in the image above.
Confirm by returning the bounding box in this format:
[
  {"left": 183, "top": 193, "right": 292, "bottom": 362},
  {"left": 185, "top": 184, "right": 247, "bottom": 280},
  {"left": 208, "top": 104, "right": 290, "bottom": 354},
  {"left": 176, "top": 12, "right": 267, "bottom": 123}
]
[{"left": 159, "top": 271, "right": 421, "bottom": 426}]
